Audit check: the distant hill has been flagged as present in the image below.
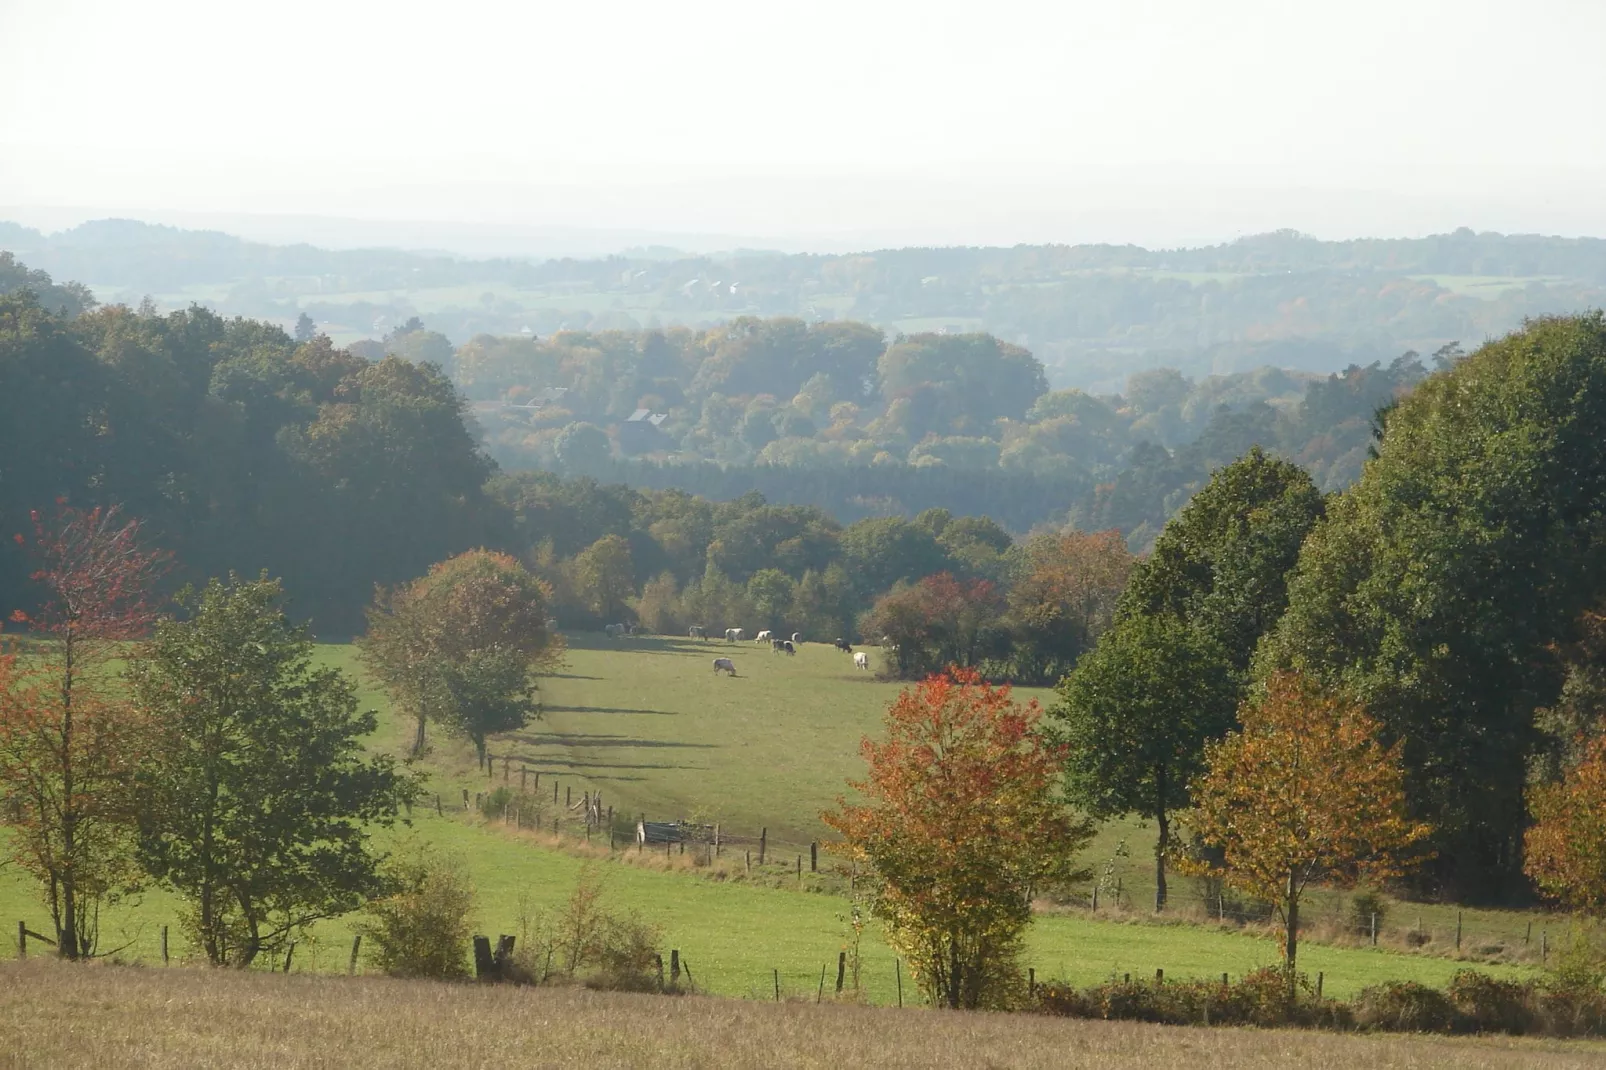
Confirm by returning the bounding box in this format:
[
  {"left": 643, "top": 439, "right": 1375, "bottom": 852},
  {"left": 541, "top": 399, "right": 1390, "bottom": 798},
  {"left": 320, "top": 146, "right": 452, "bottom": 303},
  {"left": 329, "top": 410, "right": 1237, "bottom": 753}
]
[{"left": 4, "top": 219, "right": 1603, "bottom": 392}]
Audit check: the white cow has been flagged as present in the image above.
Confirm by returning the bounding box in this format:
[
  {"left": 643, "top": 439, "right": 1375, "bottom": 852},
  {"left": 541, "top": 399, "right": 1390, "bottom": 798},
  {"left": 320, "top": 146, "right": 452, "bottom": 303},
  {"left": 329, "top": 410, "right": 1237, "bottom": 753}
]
[
  {"left": 755, "top": 629, "right": 772, "bottom": 643},
  {"left": 713, "top": 657, "right": 738, "bottom": 676},
  {"left": 854, "top": 651, "right": 870, "bottom": 670},
  {"left": 791, "top": 632, "right": 802, "bottom": 644},
  {"left": 725, "top": 627, "right": 745, "bottom": 642}
]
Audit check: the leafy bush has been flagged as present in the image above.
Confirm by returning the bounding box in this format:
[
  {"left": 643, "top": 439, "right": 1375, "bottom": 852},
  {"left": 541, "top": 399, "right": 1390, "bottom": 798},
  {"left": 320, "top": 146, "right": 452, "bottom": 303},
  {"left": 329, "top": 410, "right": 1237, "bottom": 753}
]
[
  {"left": 359, "top": 848, "right": 475, "bottom": 979},
  {"left": 1352, "top": 981, "right": 1459, "bottom": 1033},
  {"left": 1349, "top": 889, "right": 1387, "bottom": 937},
  {"left": 1037, "top": 967, "right": 1345, "bottom": 1030},
  {"left": 479, "top": 786, "right": 514, "bottom": 819},
  {"left": 1446, "top": 970, "right": 1538, "bottom": 1035}
]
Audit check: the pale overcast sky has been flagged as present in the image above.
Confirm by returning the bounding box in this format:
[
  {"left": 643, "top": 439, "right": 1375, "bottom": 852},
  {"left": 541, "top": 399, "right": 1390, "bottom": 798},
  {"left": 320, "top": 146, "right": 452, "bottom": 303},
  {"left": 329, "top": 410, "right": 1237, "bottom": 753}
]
[{"left": 2, "top": 0, "right": 1603, "bottom": 251}]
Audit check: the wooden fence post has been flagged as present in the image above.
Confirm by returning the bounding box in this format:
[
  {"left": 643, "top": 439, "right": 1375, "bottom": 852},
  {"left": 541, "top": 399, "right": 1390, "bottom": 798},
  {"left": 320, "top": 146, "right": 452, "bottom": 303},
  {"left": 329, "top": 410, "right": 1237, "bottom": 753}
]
[
  {"left": 1155, "top": 968, "right": 1163, "bottom": 982},
  {"left": 1028, "top": 967, "right": 1035, "bottom": 998},
  {"left": 472, "top": 935, "right": 494, "bottom": 978},
  {"left": 895, "top": 959, "right": 902, "bottom": 1008},
  {"left": 714, "top": 823, "right": 720, "bottom": 858},
  {"left": 553, "top": 781, "right": 558, "bottom": 805},
  {"left": 759, "top": 827, "right": 767, "bottom": 865},
  {"left": 461, "top": 788, "right": 469, "bottom": 810},
  {"left": 1542, "top": 930, "right": 1548, "bottom": 963},
  {"left": 16, "top": 920, "right": 24, "bottom": 959},
  {"left": 817, "top": 963, "right": 826, "bottom": 1003},
  {"left": 796, "top": 855, "right": 802, "bottom": 883},
  {"left": 810, "top": 842, "right": 817, "bottom": 872},
  {"left": 745, "top": 850, "right": 751, "bottom": 874},
  {"left": 349, "top": 934, "right": 362, "bottom": 975},
  {"left": 670, "top": 949, "right": 680, "bottom": 985},
  {"left": 1316, "top": 971, "right": 1324, "bottom": 999},
  {"left": 435, "top": 794, "right": 442, "bottom": 816},
  {"left": 1370, "top": 912, "right": 1378, "bottom": 946},
  {"left": 1091, "top": 884, "right": 1098, "bottom": 911},
  {"left": 161, "top": 925, "right": 169, "bottom": 965},
  {"left": 773, "top": 967, "right": 780, "bottom": 1001},
  {"left": 566, "top": 785, "right": 572, "bottom": 807},
  {"left": 521, "top": 767, "right": 527, "bottom": 791},
  {"left": 1456, "top": 911, "right": 1463, "bottom": 951},
  {"left": 283, "top": 942, "right": 296, "bottom": 974},
  {"left": 836, "top": 951, "right": 846, "bottom": 994}
]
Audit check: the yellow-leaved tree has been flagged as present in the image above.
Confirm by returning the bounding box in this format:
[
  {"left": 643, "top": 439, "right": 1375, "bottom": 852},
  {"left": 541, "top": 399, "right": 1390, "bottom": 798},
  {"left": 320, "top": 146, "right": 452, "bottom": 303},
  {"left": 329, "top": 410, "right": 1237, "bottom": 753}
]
[
  {"left": 1185, "top": 671, "right": 1430, "bottom": 994},
  {"left": 1525, "top": 732, "right": 1606, "bottom": 914}
]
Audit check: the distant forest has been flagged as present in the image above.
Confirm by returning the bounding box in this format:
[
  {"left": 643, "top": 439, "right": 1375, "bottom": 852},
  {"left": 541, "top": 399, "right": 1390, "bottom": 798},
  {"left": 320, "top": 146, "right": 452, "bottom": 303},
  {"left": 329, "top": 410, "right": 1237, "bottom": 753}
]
[{"left": 3, "top": 219, "right": 1604, "bottom": 391}]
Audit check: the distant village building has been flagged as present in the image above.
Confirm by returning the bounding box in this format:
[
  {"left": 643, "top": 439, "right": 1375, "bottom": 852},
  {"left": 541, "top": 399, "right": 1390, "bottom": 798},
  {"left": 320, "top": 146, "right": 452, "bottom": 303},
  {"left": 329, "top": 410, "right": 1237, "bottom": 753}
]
[{"left": 618, "top": 408, "right": 670, "bottom": 454}]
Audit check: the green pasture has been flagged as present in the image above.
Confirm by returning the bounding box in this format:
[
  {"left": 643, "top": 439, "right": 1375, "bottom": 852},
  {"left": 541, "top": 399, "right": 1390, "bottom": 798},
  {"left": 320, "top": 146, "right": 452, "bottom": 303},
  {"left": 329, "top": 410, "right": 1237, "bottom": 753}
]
[{"left": 0, "top": 635, "right": 1559, "bottom": 999}]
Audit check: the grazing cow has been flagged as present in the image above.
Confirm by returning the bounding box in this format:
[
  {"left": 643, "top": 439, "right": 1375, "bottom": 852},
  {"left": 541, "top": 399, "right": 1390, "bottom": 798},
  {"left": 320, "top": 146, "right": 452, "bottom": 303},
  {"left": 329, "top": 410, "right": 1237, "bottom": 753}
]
[
  {"left": 725, "top": 627, "right": 744, "bottom": 642},
  {"left": 771, "top": 638, "right": 786, "bottom": 653},
  {"left": 834, "top": 637, "right": 853, "bottom": 653},
  {"left": 755, "top": 629, "right": 772, "bottom": 643},
  {"left": 782, "top": 640, "right": 796, "bottom": 655},
  {"left": 712, "top": 657, "right": 737, "bottom": 676},
  {"left": 689, "top": 625, "right": 707, "bottom": 641},
  {"left": 854, "top": 651, "right": 870, "bottom": 670},
  {"left": 791, "top": 632, "right": 802, "bottom": 644}
]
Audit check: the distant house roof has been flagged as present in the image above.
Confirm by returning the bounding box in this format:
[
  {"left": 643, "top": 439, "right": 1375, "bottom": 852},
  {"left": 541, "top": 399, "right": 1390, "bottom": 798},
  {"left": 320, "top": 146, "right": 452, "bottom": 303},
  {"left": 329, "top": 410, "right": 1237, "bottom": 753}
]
[{"left": 628, "top": 408, "right": 652, "bottom": 422}]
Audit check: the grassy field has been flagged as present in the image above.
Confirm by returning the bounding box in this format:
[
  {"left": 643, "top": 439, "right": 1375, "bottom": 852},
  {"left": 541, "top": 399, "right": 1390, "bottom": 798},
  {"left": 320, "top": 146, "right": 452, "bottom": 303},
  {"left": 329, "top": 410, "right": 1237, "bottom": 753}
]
[
  {"left": 4, "top": 960, "right": 1602, "bottom": 1070},
  {"left": 0, "top": 634, "right": 1562, "bottom": 1001}
]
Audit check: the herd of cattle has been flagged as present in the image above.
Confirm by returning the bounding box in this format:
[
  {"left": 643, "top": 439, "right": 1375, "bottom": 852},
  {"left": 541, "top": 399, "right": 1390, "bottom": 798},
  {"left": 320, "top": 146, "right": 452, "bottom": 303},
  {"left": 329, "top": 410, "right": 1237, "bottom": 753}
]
[{"left": 603, "top": 621, "right": 874, "bottom": 677}]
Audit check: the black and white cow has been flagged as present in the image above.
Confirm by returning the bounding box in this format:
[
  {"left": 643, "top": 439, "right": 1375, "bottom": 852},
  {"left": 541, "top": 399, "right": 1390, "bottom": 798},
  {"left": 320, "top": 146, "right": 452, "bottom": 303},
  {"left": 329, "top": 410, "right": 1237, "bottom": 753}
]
[{"left": 712, "top": 657, "right": 737, "bottom": 676}]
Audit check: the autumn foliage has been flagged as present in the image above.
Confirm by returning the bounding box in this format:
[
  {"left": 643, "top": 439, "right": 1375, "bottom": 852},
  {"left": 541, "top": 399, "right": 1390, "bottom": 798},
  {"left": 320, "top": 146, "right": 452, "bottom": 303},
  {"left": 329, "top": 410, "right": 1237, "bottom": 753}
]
[
  {"left": 823, "top": 667, "right": 1092, "bottom": 1009},
  {"left": 0, "top": 502, "right": 166, "bottom": 958},
  {"left": 1525, "top": 733, "right": 1606, "bottom": 914},
  {"left": 1185, "top": 672, "right": 1430, "bottom": 983}
]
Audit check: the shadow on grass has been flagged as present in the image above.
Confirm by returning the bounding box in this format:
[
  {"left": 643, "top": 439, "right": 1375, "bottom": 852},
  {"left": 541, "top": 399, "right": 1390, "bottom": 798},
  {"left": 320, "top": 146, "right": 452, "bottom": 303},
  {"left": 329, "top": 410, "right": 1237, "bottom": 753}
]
[
  {"left": 533, "top": 733, "right": 716, "bottom": 750},
  {"left": 543, "top": 705, "right": 677, "bottom": 716}
]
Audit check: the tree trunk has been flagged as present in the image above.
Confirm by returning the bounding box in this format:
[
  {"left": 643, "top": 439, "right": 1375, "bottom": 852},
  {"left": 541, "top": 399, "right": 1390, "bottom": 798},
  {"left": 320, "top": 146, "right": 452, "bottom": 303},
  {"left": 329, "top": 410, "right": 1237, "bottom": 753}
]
[
  {"left": 412, "top": 711, "right": 427, "bottom": 756},
  {"left": 58, "top": 634, "right": 78, "bottom": 959},
  {"left": 1153, "top": 766, "right": 1169, "bottom": 913},
  {"left": 1284, "top": 870, "right": 1299, "bottom": 1004}
]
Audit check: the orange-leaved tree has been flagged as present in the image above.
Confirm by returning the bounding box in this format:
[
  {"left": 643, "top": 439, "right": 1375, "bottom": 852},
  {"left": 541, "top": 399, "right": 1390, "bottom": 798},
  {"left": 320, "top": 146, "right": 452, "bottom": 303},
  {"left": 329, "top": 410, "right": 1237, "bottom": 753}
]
[
  {"left": 823, "top": 667, "right": 1093, "bottom": 1009},
  {"left": 0, "top": 502, "right": 166, "bottom": 958},
  {"left": 1185, "top": 671, "right": 1430, "bottom": 991},
  {"left": 1525, "top": 732, "right": 1606, "bottom": 914}
]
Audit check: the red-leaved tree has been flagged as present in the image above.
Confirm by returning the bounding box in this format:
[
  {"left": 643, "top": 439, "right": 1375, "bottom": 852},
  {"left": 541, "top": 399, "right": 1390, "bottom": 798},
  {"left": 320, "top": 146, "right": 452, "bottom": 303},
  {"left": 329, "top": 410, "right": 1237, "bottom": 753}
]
[
  {"left": 823, "top": 667, "right": 1092, "bottom": 1009},
  {"left": 0, "top": 503, "right": 166, "bottom": 958}
]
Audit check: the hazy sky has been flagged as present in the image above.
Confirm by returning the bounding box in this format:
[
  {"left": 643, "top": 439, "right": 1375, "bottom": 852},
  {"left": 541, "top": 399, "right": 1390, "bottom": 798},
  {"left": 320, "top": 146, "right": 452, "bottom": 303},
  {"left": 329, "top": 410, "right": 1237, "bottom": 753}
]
[{"left": 3, "top": 0, "right": 1604, "bottom": 251}]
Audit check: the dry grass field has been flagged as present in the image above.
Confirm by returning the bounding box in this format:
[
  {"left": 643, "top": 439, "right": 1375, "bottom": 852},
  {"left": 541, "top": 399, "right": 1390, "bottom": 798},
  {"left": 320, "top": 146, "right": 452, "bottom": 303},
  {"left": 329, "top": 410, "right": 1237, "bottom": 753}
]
[{"left": 2, "top": 960, "right": 1602, "bottom": 1070}]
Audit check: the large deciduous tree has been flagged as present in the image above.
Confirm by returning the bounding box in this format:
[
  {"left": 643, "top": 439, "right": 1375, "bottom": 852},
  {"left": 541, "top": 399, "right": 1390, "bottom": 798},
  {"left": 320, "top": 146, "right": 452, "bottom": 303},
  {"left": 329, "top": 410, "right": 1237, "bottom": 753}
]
[
  {"left": 824, "top": 668, "right": 1092, "bottom": 1009},
  {"left": 362, "top": 549, "right": 560, "bottom": 761},
  {"left": 1185, "top": 672, "right": 1429, "bottom": 992},
  {"left": 1006, "top": 528, "right": 1133, "bottom": 683},
  {"left": 1261, "top": 313, "right": 1606, "bottom": 898},
  {"left": 1525, "top": 733, "right": 1606, "bottom": 914},
  {"left": 132, "top": 575, "right": 417, "bottom": 967},
  {"left": 1120, "top": 446, "right": 1324, "bottom": 675},
  {"left": 1051, "top": 614, "right": 1237, "bottom": 911},
  {"left": 860, "top": 573, "right": 1005, "bottom": 678},
  {"left": 0, "top": 503, "right": 165, "bottom": 958}
]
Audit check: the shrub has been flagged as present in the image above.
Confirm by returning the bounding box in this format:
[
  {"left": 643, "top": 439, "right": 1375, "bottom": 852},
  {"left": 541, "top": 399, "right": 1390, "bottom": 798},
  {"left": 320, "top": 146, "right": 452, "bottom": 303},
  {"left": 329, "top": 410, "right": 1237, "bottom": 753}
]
[
  {"left": 359, "top": 848, "right": 475, "bottom": 979},
  {"left": 479, "top": 786, "right": 514, "bottom": 819},
  {"left": 1446, "top": 970, "right": 1538, "bottom": 1035},
  {"left": 516, "top": 865, "right": 666, "bottom": 992},
  {"left": 1352, "top": 981, "right": 1459, "bottom": 1033},
  {"left": 1036, "top": 966, "right": 1342, "bottom": 1030},
  {"left": 1349, "top": 889, "right": 1387, "bottom": 937}
]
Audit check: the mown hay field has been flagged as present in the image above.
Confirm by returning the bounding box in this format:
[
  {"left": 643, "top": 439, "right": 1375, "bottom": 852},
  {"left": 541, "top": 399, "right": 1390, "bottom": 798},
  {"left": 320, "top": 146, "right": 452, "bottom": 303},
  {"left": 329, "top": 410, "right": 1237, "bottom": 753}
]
[{"left": 3, "top": 960, "right": 1602, "bottom": 1070}]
